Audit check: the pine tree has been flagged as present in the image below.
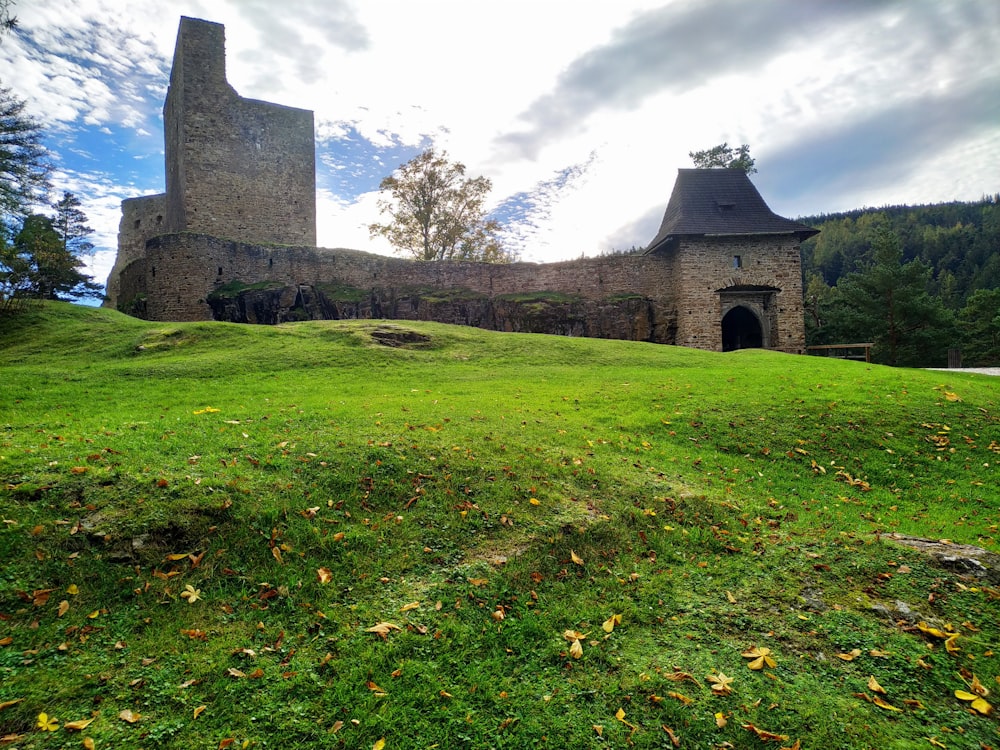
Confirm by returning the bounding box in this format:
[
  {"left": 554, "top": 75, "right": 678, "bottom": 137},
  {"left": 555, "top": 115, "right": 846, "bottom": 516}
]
[
  {"left": 0, "top": 83, "right": 50, "bottom": 224},
  {"left": 52, "top": 191, "right": 95, "bottom": 257},
  {"left": 835, "top": 226, "right": 954, "bottom": 366}
]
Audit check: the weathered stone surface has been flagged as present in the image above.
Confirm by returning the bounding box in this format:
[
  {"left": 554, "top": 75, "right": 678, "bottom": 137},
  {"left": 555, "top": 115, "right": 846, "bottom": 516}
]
[
  {"left": 205, "top": 280, "right": 676, "bottom": 344},
  {"left": 886, "top": 534, "right": 1000, "bottom": 584}
]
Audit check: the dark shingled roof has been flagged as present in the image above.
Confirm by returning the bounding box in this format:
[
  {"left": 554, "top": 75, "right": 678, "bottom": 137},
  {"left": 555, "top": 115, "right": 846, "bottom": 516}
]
[{"left": 645, "top": 169, "right": 818, "bottom": 253}]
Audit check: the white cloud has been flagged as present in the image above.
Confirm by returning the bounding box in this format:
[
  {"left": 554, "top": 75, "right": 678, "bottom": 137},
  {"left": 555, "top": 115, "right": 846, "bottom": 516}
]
[{"left": 5, "top": 0, "right": 998, "bottom": 279}]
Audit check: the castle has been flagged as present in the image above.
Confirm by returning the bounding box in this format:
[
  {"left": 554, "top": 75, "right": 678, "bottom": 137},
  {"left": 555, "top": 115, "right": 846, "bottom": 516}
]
[{"left": 105, "top": 16, "right": 817, "bottom": 354}]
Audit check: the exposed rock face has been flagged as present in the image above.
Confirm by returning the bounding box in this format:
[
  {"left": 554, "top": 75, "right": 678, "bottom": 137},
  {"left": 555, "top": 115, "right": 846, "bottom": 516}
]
[
  {"left": 886, "top": 534, "right": 1000, "bottom": 585},
  {"left": 206, "top": 284, "right": 678, "bottom": 343}
]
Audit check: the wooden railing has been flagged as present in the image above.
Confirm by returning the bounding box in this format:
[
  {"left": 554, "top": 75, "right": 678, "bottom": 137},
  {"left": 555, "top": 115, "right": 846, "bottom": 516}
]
[{"left": 805, "top": 343, "right": 873, "bottom": 363}]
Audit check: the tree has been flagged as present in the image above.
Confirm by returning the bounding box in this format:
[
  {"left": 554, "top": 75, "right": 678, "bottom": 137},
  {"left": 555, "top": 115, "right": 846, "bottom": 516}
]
[
  {"left": 957, "top": 288, "right": 1000, "bottom": 366},
  {"left": 689, "top": 142, "right": 756, "bottom": 174},
  {"left": 1, "top": 213, "right": 102, "bottom": 307},
  {"left": 835, "top": 225, "right": 954, "bottom": 367},
  {"left": 369, "top": 148, "right": 513, "bottom": 262},
  {"left": 52, "top": 191, "right": 95, "bottom": 257},
  {"left": 1, "top": 83, "right": 50, "bottom": 225}
]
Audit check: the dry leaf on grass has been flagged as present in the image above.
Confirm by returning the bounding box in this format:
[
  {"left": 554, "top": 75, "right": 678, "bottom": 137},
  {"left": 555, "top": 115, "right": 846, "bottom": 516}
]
[{"left": 741, "top": 646, "right": 776, "bottom": 670}]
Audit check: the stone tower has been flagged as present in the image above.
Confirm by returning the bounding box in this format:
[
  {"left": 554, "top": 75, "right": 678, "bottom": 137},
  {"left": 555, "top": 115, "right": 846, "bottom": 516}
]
[
  {"left": 163, "top": 17, "right": 316, "bottom": 245},
  {"left": 106, "top": 16, "right": 317, "bottom": 310}
]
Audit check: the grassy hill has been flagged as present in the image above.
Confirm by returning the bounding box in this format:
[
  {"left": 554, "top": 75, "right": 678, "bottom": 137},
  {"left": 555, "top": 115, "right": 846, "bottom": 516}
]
[{"left": 1, "top": 303, "right": 998, "bottom": 749}]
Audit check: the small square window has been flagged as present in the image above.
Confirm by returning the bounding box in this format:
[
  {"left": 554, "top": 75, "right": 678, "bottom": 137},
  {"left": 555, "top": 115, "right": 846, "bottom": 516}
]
[{"left": 733, "top": 255, "right": 742, "bottom": 269}]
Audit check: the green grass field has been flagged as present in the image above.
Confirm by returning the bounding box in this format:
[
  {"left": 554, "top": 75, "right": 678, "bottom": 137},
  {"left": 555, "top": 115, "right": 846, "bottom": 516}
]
[{"left": 1, "top": 302, "right": 998, "bottom": 749}]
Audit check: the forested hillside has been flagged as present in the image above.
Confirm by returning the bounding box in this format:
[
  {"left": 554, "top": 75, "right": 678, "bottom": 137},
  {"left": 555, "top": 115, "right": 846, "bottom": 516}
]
[{"left": 797, "top": 197, "right": 1000, "bottom": 367}]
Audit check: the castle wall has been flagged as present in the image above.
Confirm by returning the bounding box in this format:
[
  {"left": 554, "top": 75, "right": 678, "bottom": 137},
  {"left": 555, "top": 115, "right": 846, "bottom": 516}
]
[
  {"left": 664, "top": 235, "right": 805, "bottom": 353},
  {"left": 103, "top": 194, "right": 166, "bottom": 309},
  {"left": 139, "top": 233, "right": 680, "bottom": 331},
  {"left": 162, "top": 17, "right": 316, "bottom": 246}
]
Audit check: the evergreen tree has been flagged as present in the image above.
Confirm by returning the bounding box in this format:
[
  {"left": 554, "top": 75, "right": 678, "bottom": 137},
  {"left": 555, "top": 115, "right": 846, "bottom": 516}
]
[
  {"left": 2, "top": 214, "right": 102, "bottom": 304},
  {"left": 835, "top": 225, "right": 954, "bottom": 367},
  {"left": 0, "top": 83, "right": 50, "bottom": 224},
  {"left": 957, "top": 288, "right": 1000, "bottom": 366},
  {"left": 52, "top": 191, "right": 95, "bottom": 257}
]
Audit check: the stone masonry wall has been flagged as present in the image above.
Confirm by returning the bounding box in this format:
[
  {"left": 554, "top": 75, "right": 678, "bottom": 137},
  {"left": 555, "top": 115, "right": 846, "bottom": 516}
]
[
  {"left": 103, "top": 194, "right": 166, "bottom": 309},
  {"left": 138, "top": 233, "right": 680, "bottom": 341},
  {"left": 666, "top": 235, "right": 805, "bottom": 353},
  {"left": 162, "top": 17, "right": 316, "bottom": 247}
]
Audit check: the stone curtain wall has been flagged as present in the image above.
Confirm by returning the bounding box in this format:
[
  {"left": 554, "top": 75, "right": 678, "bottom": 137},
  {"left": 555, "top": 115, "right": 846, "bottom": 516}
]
[
  {"left": 136, "top": 233, "right": 679, "bottom": 340},
  {"left": 163, "top": 18, "right": 316, "bottom": 247},
  {"left": 666, "top": 235, "right": 806, "bottom": 353}
]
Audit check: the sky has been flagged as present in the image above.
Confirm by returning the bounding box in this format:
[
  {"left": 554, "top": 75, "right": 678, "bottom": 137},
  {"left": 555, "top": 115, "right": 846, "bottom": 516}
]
[{"left": 3, "top": 0, "right": 999, "bottom": 292}]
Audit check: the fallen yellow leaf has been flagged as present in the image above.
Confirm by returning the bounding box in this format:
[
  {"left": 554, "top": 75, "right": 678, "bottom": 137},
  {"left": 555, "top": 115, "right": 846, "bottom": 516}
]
[
  {"left": 63, "top": 718, "right": 95, "bottom": 731},
  {"left": 570, "top": 550, "right": 584, "bottom": 566},
  {"left": 569, "top": 639, "right": 583, "bottom": 659},
  {"left": 118, "top": 709, "right": 141, "bottom": 723},
  {"left": 741, "top": 646, "right": 776, "bottom": 670},
  {"left": 316, "top": 567, "right": 332, "bottom": 584},
  {"left": 955, "top": 689, "right": 993, "bottom": 715},
  {"left": 836, "top": 648, "right": 862, "bottom": 661},
  {"left": 663, "top": 724, "right": 681, "bottom": 747},
  {"left": 708, "top": 672, "right": 733, "bottom": 695},
  {"left": 969, "top": 674, "right": 990, "bottom": 698},
  {"left": 366, "top": 622, "right": 402, "bottom": 638},
  {"left": 57, "top": 600, "right": 70, "bottom": 618},
  {"left": 715, "top": 712, "right": 727, "bottom": 728},
  {"left": 373, "top": 739, "right": 386, "bottom": 750},
  {"left": 563, "top": 629, "right": 588, "bottom": 642},
  {"left": 867, "top": 676, "right": 886, "bottom": 695},
  {"left": 872, "top": 696, "right": 902, "bottom": 712},
  {"left": 36, "top": 713, "right": 58, "bottom": 732},
  {"left": 399, "top": 601, "right": 420, "bottom": 612},
  {"left": 193, "top": 705, "right": 206, "bottom": 719},
  {"left": 916, "top": 621, "right": 954, "bottom": 639},
  {"left": 602, "top": 614, "right": 622, "bottom": 633},
  {"left": 84, "top": 737, "right": 96, "bottom": 750}
]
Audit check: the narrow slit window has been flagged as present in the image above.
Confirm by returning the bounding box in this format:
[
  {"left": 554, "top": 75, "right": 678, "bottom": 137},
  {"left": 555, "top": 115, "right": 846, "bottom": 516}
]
[{"left": 733, "top": 255, "right": 742, "bottom": 269}]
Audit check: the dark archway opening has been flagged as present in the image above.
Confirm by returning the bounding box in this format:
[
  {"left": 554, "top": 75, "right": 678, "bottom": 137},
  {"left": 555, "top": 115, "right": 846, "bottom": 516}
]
[{"left": 722, "top": 306, "right": 763, "bottom": 351}]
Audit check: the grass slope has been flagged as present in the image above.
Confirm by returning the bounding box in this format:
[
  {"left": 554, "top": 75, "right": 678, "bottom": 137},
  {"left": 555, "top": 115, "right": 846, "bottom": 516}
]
[{"left": 1, "top": 302, "right": 998, "bottom": 750}]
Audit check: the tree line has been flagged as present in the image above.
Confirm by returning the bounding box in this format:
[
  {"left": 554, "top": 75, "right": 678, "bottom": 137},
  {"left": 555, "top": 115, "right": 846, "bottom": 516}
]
[{"left": 800, "top": 198, "right": 1000, "bottom": 367}]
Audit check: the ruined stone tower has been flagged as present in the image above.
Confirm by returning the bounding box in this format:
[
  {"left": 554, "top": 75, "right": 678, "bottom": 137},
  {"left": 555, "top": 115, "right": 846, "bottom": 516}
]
[
  {"left": 105, "top": 16, "right": 315, "bottom": 310},
  {"left": 163, "top": 17, "right": 315, "bottom": 244}
]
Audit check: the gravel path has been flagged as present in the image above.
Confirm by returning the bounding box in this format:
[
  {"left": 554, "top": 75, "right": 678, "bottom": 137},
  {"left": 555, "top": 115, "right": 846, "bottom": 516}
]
[{"left": 927, "top": 368, "right": 1000, "bottom": 376}]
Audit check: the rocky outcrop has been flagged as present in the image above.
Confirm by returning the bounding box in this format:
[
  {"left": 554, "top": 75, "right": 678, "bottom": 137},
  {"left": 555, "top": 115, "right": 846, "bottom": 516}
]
[{"left": 206, "top": 283, "right": 678, "bottom": 343}]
